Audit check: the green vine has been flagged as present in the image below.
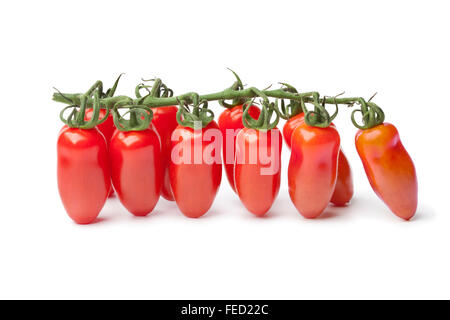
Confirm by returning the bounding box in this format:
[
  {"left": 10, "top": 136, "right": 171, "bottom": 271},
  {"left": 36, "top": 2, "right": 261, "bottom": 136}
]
[{"left": 53, "top": 71, "right": 385, "bottom": 130}]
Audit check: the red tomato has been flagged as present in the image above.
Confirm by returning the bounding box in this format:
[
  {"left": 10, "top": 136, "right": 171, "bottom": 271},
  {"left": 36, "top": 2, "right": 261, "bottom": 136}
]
[
  {"left": 282, "top": 113, "right": 305, "bottom": 147},
  {"left": 85, "top": 108, "right": 115, "bottom": 143},
  {"left": 109, "top": 128, "right": 163, "bottom": 216},
  {"left": 169, "top": 121, "right": 222, "bottom": 218},
  {"left": 150, "top": 106, "right": 179, "bottom": 201},
  {"left": 57, "top": 126, "right": 110, "bottom": 224},
  {"left": 283, "top": 113, "right": 354, "bottom": 206},
  {"left": 288, "top": 123, "right": 340, "bottom": 218},
  {"left": 234, "top": 128, "right": 282, "bottom": 216},
  {"left": 355, "top": 123, "right": 417, "bottom": 220},
  {"left": 85, "top": 108, "right": 116, "bottom": 197},
  {"left": 218, "top": 105, "right": 260, "bottom": 192},
  {"left": 330, "top": 149, "right": 354, "bottom": 206}
]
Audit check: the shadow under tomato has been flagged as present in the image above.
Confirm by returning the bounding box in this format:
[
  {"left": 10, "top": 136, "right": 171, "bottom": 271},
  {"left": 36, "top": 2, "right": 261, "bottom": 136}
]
[
  {"left": 407, "top": 207, "right": 436, "bottom": 222},
  {"left": 314, "top": 210, "right": 340, "bottom": 220},
  {"left": 330, "top": 202, "right": 351, "bottom": 208},
  {"left": 236, "top": 209, "right": 279, "bottom": 220},
  {"left": 73, "top": 217, "right": 109, "bottom": 226},
  {"left": 294, "top": 206, "right": 346, "bottom": 221}
]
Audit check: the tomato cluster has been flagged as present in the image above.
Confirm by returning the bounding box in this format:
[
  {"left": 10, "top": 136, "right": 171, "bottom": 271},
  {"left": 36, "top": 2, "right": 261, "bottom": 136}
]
[
  {"left": 58, "top": 106, "right": 417, "bottom": 224},
  {"left": 55, "top": 78, "right": 418, "bottom": 224}
]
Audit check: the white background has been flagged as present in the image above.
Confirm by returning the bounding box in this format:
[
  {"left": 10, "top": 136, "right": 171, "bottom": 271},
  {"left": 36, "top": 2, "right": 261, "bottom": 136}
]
[{"left": 0, "top": 0, "right": 448, "bottom": 299}]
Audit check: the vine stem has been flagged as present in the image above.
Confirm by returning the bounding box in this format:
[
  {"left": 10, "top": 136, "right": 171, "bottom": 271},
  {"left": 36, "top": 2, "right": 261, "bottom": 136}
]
[{"left": 53, "top": 88, "right": 363, "bottom": 109}]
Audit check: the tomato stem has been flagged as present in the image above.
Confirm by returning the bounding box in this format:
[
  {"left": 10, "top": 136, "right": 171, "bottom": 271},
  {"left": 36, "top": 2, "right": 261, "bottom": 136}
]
[{"left": 53, "top": 73, "right": 385, "bottom": 129}]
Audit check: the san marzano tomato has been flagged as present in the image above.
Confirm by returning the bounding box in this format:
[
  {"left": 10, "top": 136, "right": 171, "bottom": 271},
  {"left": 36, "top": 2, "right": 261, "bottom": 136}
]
[
  {"left": 85, "top": 108, "right": 115, "bottom": 143},
  {"left": 282, "top": 113, "right": 305, "bottom": 147},
  {"left": 330, "top": 149, "right": 353, "bottom": 206},
  {"left": 169, "top": 121, "right": 222, "bottom": 218},
  {"left": 355, "top": 123, "right": 417, "bottom": 220},
  {"left": 288, "top": 123, "right": 340, "bottom": 218},
  {"left": 150, "top": 106, "right": 178, "bottom": 201},
  {"left": 109, "top": 128, "right": 163, "bottom": 216},
  {"left": 218, "top": 104, "right": 260, "bottom": 192},
  {"left": 57, "top": 126, "right": 110, "bottom": 224},
  {"left": 234, "top": 127, "right": 282, "bottom": 216},
  {"left": 283, "top": 113, "right": 353, "bottom": 206},
  {"left": 85, "top": 107, "right": 116, "bottom": 197}
]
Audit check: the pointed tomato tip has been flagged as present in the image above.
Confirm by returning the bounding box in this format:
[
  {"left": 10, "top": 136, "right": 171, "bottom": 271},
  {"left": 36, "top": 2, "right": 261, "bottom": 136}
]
[
  {"left": 131, "top": 211, "right": 151, "bottom": 217},
  {"left": 250, "top": 211, "right": 269, "bottom": 217},
  {"left": 72, "top": 217, "right": 99, "bottom": 225},
  {"left": 395, "top": 211, "right": 415, "bottom": 221},
  {"left": 300, "top": 213, "right": 322, "bottom": 219},
  {"left": 402, "top": 214, "right": 415, "bottom": 221}
]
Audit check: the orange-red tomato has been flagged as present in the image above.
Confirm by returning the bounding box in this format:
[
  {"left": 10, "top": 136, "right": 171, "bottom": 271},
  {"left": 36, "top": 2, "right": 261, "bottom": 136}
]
[
  {"left": 151, "top": 106, "right": 179, "bottom": 201},
  {"left": 234, "top": 127, "right": 282, "bottom": 216},
  {"left": 355, "top": 123, "right": 417, "bottom": 220},
  {"left": 218, "top": 105, "right": 260, "bottom": 192},
  {"left": 283, "top": 113, "right": 353, "bottom": 206},
  {"left": 330, "top": 149, "right": 353, "bottom": 206},
  {"left": 288, "top": 123, "right": 340, "bottom": 218},
  {"left": 57, "top": 127, "right": 110, "bottom": 224},
  {"left": 169, "top": 121, "right": 222, "bottom": 218},
  {"left": 109, "top": 128, "right": 163, "bottom": 216}
]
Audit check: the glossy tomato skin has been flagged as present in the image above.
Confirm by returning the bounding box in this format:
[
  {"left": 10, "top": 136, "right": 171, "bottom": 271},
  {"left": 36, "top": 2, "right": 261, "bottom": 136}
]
[
  {"left": 288, "top": 123, "right": 340, "bottom": 218},
  {"left": 85, "top": 108, "right": 115, "bottom": 143},
  {"left": 85, "top": 108, "right": 116, "bottom": 197},
  {"left": 282, "top": 113, "right": 305, "bottom": 147},
  {"left": 218, "top": 105, "right": 260, "bottom": 192},
  {"left": 150, "top": 106, "right": 179, "bottom": 201},
  {"left": 57, "top": 127, "right": 110, "bottom": 224},
  {"left": 355, "top": 123, "right": 417, "bottom": 220},
  {"left": 283, "top": 114, "right": 354, "bottom": 206},
  {"left": 234, "top": 128, "right": 282, "bottom": 216},
  {"left": 330, "top": 149, "right": 353, "bottom": 206},
  {"left": 109, "top": 128, "right": 163, "bottom": 216},
  {"left": 169, "top": 121, "right": 222, "bottom": 218}
]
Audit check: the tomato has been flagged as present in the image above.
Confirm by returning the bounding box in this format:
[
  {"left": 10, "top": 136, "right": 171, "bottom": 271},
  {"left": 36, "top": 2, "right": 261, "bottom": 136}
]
[
  {"left": 355, "top": 123, "right": 417, "bottom": 220},
  {"left": 288, "top": 123, "right": 340, "bottom": 218},
  {"left": 57, "top": 126, "right": 110, "bottom": 224},
  {"left": 109, "top": 128, "right": 163, "bottom": 216},
  {"left": 234, "top": 128, "right": 282, "bottom": 216},
  {"left": 218, "top": 105, "right": 261, "bottom": 192},
  {"left": 169, "top": 121, "right": 222, "bottom": 218},
  {"left": 283, "top": 113, "right": 353, "bottom": 206},
  {"left": 282, "top": 112, "right": 305, "bottom": 147},
  {"left": 150, "top": 106, "right": 179, "bottom": 201},
  {"left": 85, "top": 107, "right": 116, "bottom": 197},
  {"left": 330, "top": 149, "right": 353, "bottom": 206},
  {"left": 85, "top": 108, "right": 115, "bottom": 143}
]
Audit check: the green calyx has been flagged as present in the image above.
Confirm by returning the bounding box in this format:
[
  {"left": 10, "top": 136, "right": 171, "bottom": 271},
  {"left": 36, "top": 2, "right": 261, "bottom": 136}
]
[
  {"left": 301, "top": 92, "right": 339, "bottom": 128},
  {"left": 278, "top": 83, "right": 303, "bottom": 120},
  {"left": 135, "top": 78, "right": 174, "bottom": 100},
  {"left": 242, "top": 88, "right": 280, "bottom": 130},
  {"left": 58, "top": 81, "right": 109, "bottom": 129},
  {"left": 111, "top": 98, "right": 153, "bottom": 132},
  {"left": 57, "top": 75, "right": 124, "bottom": 129},
  {"left": 350, "top": 96, "right": 385, "bottom": 130},
  {"left": 176, "top": 93, "right": 214, "bottom": 129}
]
